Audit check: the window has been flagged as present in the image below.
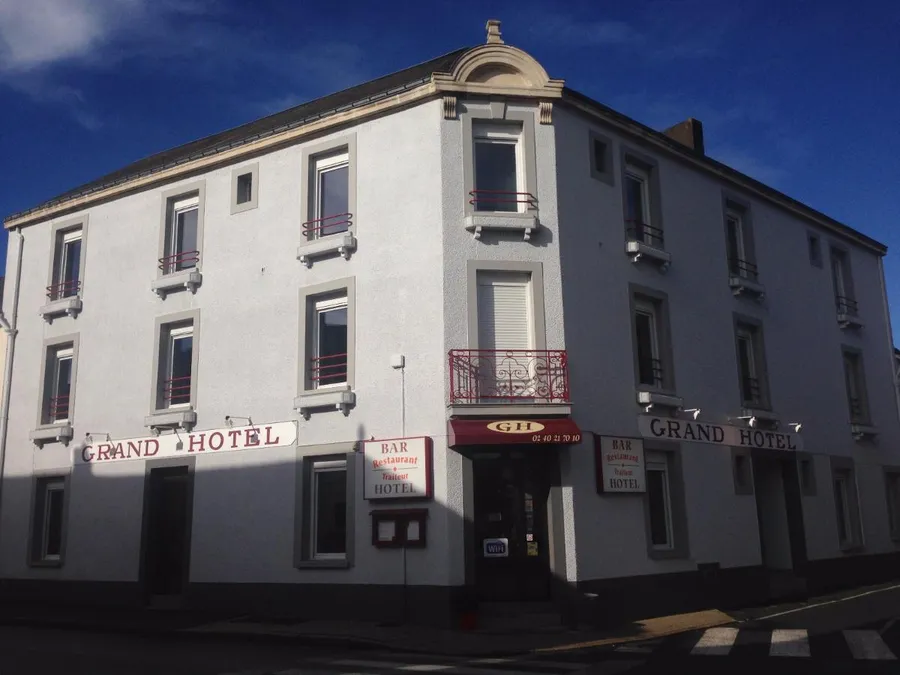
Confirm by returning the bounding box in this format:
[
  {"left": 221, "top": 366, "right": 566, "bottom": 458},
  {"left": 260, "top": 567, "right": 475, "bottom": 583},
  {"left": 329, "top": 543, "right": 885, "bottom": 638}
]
[
  {"left": 735, "top": 322, "right": 768, "bottom": 408},
  {"left": 44, "top": 346, "right": 73, "bottom": 424},
  {"left": 831, "top": 248, "right": 857, "bottom": 316},
  {"left": 310, "top": 458, "right": 347, "bottom": 559},
  {"left": 30, "top": 476, "right": 67, "bottom": 565},
  {"left": 589, "top": 131, "right": 614, "bottom": 185},
  {"left": 732, "top": 450, "right": 753, "bottom": 495},
  {"left": 646, "top": 455, "right": 674, "bottom": 550},
  {"left": 236, "top": 173, "right": 253, "bottom": 205},
  {"left": 799, "top": 456, "right": 817, "bottom": 496},
  {"left": 634, "top": 297, "right": 663, "bottom": 388},
  {"left": 231, "top": 162, "right": 261, "bottom": 214},
  {"left": 725, "top": 208, "right": 758, "bottom": 282},
  {"left": 309, "top": 151, "right": 350, "bottom": 237},
  {"left": 808, "top": 233, "right": 822, "bottom": 267},
  {"left": 159, "top": 322, "right": 193, "bottom": 409},
  {"left": 624, "top": 164, "right": 659, "bottom": 246},
  {"left": 593, "top": 139, "right": 607, "bottom": 174},
  {"left": 886, "top": 471, "right": 900, "bottom": 541},
  {"left": 472, "top": 122, "right": 525, "bottom": 213},
  {"left": 49, "top": 228, "right": 82, "bottom": 301},
  {"left": 311, "top": 296, "right": 348, "bottom": 389},
  {"left": 162, "top": 194, "right": 200, "bottom": 275},
  {"left": 842, "top": 349, "right": 870, "bottom": 425},
  {"left": 832, "top": 464, "right": 862, "bottom": 550}
]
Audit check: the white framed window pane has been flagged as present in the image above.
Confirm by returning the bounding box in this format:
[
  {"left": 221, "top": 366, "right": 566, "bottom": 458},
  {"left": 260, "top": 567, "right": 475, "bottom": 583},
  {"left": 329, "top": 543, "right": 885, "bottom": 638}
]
[
  {"left": 737, "top": 330, "right": 758, "bottom": 403},
  {"left": 167, "top": 327, "right": 193, "bottom": 406},
  {"left": 635, "top": 301, "right": 660, "bottom": 387},
  {"left": 313, "top": 298, "right": 348, "bottom": 388},
  {"left": 43, "top": 483, "right": 65, "bottom": 559},
  {"left": 646, "top": 462, "right": 673, "bottom": 549},
  {"left": 726, "top": 212, "right": 745, "bottom": 276},
  {"left": 624, "top": 172, "right": 647, "bottom": 225},
  {"left": 174, "top": 207, "right": 198, "bottom": 268},
  {"left": 51, "top": 349, "right": 73, "bottom": 422},
  {"left": 474, "top": 140, "right": 519, "bottom": 212},
  {"left": 312, "top": 464, "right": 347, "bottom": 558},
  {"left": 236, "top": 173, "right": 253, "bottom": 205},
  {"left": 61, "top": 237, "right": 82, "bottom": 294},
  {"left": 834, "top": 476, "right": 850, "bottom": 545}
]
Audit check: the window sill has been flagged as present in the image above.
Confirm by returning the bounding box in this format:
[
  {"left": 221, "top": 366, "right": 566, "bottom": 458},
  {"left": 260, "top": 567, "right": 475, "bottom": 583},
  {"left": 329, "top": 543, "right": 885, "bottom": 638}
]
[
  {"left": 29, "top": 424, "right": 74, "bottom": 447},
  {"left": 837, "top": 312, "right": 864, "bottom": 330},
  {"left": 446, "top": 402, "right": 572, "bottom": 418},
  {"left": 152, "top": 269, "right": 202, "bottom": 298},
  {"left": 464, "top": 212, "right": 539, "bottom": 241},
  {"left": 39, "top": 296, "right": 82, "bottom": 322},
  {"left": 28, "top": 559, "right": 63, "bottom": 569},
  {"left": 294, "top": 386, "right": 356, "bottom": 420},
  {"left": 637, "top": 390, "right": 683, "bottom": 412},
  {"left": 729, "top": 276, "right": 766, "bottom": 301},
  {"left": 626, "top": 240, "right": 670, "bottom": 272},
  {"left": 297, "top": 233, "right": 357, "bottom": 267},
  {"left": 647, "top": 547, "right": 688, "bottom": 561},
  {"left": 850, "top": 423, "right": 878, "bottom": 441},
  {"left": 144, "top": 408, "right": 197, "bottom": 433},
  {"left": 294, "top": 559, "right": 351, "bottom": 570},
  {"left": 839, "top": 543, "right": 865, "bottom": 554}
]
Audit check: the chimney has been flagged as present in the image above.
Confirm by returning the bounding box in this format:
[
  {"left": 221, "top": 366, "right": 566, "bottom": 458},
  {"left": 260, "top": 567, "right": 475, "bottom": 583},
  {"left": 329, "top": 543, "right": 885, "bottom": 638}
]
[{"left": 663, "top": 118, "right": 704, "bottom": 155}]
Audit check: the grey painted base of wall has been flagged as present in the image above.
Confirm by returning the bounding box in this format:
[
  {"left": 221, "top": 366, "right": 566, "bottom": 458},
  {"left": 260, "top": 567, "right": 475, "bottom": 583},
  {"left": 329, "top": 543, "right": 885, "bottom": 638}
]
[{"left": 3, "top": 549, "right": 899, "bottom": 629}]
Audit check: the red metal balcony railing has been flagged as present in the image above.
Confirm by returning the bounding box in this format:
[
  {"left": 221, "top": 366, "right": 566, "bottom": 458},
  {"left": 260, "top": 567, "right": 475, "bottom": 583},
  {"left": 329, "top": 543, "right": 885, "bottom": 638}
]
[
  {"left": 158, "top": 250, "right": 200, "bottom": 275},
  {"left": 48, "top": 395, "right": 70, "bottom": 420},
  {"left": 302, "top": 213, "right": 352, "bottom": 238},
  {"left": 310, "top": 353, "right": 348, "bottom": 387},
  {"left": 46, "top": 279, "right": 81, "bottom": 301},
  {"left": 449, "top": 349, "right": 570, "bottom": 403},
  {"left": 163, "top": 376, "right": 192, "bottom": 405},
  {"left": 625, "top": 219, "right": 665, "bottom": 248},
  {"left": 469, "top": 190, "right": 537, "bottom": 211}
]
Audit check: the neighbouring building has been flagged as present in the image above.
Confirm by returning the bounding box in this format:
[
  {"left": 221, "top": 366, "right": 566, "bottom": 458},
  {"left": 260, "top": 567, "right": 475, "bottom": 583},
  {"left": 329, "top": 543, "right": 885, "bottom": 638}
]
[{"left": 2, "top": 21, "right": 899, "bottom": 628}]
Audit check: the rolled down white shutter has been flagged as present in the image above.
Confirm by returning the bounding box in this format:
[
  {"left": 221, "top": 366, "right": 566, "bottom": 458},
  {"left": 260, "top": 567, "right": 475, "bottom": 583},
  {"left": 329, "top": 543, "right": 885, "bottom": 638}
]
[{"left": 477, "top": 273, "right": 532, "bottom": 351}]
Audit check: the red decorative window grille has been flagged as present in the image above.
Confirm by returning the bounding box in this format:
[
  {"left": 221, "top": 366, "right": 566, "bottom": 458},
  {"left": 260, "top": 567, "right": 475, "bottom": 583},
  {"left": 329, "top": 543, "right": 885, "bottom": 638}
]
[
  {"left": 311, "top": 352, "right": 348, "bottom": 386},
  {"left": 48, "top": 395, "right": 70, "bottom": 420},
  {"left": 163, "top": 376, "right": 192, "bottom": 405},
  {"left": 448, "top": 349, "right": 569, "bottom": 404},
  {"left": 302, "top": 213, "right": 353, "bottom": 238},
  {"left": 46, "top": 280, "right": 81, "bottom": 301},
  {"left": 468, "top": 190, "right": 537, "bottom": 210},
  {"left": 158, "top": 251, "right": 200, "bottom": 275}
]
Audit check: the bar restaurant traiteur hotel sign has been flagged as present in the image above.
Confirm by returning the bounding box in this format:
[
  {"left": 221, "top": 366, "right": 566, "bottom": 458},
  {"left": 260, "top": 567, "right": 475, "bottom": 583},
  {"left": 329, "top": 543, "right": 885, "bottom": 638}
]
[
  {"left": 638, "top": 415, "right": 803, "bottom": 451},
  {"left": 363, "top": 436, "right": 433, "bottom": 500}
]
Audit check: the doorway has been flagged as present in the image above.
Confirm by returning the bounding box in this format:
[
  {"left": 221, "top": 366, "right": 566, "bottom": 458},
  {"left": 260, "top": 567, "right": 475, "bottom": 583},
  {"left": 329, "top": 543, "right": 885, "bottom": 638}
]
[
  {"left": 141, "top": 465, "right": 193, "bottom": 603},
  {"left": 752, "top": 453, "right": 807, "bottom": 597},
  {"left": 473, "top": 449, "right": 551, "bottom": 602}
]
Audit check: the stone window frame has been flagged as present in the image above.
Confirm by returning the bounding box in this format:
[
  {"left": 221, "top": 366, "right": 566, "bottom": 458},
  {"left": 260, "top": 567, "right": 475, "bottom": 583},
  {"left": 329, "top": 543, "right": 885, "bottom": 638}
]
[
  {"left": 620, "top": 145, "right": 664, "bottom": 247},
  {"left": 722, "top": 191, "right": 759, "bottom": 281},
  {"left": 34, "top": 333, "right": 80, "bottom": 430},
  {"left": 293, "top": 442, "right": 357, "bottom": 569},
  {"left": 27, "top": 471, "right": 72, "bottom": 568},
  {"left": 884, "top": 466, "right": 900, "bottom": 543},
  {"left": 841, "top": 344, "right": 872, "bottom": 426},
  {"left": 797, "top": 452, "right": 818, "bottom": 497},
  {"left": 641, "top": 441, "right": 690, "bottom": 560},
  {"left": 297, "top": 278, "right": 356, "bottom": 395},
  {"left": 830, "top": 455, "right": 864, "bottom": 552},
  {"left": 44, "top": 215, "right": 89, "bottom": 307},
  {"left": 230, "top": 162, "right": 259, "bottom": 215},
  {"left": 156, "top": 181, "right": 207, "bottom": 280},
  {"left": 466, "top": 260, "right": 547, "bottom": 350},
  {"left": 808, "top": 231, "right": 823, "bottom": 268},
  {"left": 829, "top": 243, "right": 859, "bottom": 315},
  {"left": 732, "top": 312, "right": 773, "bottom": 411},
  {"left": 588, "top": 129, "right": 614, "bottom": 186},
  {"left": 731, "top": 446, "right": 754, "bottom": 496},
  {"left": 148, "top": 310, "right": 201, "bottom": 415},
  {"left": 461, "top": 102, "right": 538, "bottom": 220},
  {"left": 299, "top": 134, "right": 357, "bottom": 242},
  {"left": 629, "top": 284, "right": 677, "bottom": 395}
]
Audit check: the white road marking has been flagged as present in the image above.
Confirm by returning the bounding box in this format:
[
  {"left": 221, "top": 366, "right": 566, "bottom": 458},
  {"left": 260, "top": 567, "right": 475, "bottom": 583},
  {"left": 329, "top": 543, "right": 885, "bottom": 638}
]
[
  {"left": 753, "top": 582, "right": 900, "bottom": 621},
  {"left": 843, "top": 630, "right": 897, "bottom": 660},
  {"left": 690, "top": 627, "right": 739, "bottom": 656},
  {"left": 399, "top": 666, "right": 455, "bottom": 672},
  {"left": 326, "top": 660, "right": 541, "bottom": 675},
  {"left": 769, "top": 629, "right": 810, "bottom": 657}
]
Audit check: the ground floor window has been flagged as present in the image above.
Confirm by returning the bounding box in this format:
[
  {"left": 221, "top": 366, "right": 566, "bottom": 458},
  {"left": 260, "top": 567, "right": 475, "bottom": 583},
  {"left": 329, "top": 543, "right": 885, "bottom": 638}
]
[
  {"left": 886, "top": 470, "right": 900, "bottom": 542},
  {"left": 30, "top": 476, "right": 67, "bottom": 565},
  {"left": 296, "top": 453, "right": 354, "bottom": 568},
  {"left": 642, "top": 450, "right": 688, "bottom": 559},
  {"left": 832, "top": 461, "right": 863, "bottom": 550},
  {"left": 646, "top": 456, "right": 674, "bottom": 550}
]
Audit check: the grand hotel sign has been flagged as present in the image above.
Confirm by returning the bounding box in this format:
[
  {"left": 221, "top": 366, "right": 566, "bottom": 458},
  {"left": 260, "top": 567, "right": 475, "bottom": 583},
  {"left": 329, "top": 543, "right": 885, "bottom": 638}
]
[{"left": 637, "top": 415, "right": 803, "bottom": 452}]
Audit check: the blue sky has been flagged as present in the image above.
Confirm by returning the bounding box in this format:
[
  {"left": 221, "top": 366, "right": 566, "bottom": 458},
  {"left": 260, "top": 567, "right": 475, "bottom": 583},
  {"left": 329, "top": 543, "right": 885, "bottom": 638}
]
[{"left": 2, "top": 0, "right": 899, "bottom": 331}]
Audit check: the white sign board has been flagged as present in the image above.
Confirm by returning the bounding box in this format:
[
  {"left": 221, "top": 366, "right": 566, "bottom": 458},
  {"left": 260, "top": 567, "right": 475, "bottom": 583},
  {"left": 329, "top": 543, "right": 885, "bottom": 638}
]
[
  {"left": 637, "top": 415, "right": 803, "bottom": 451},
  {"left": 75, "top": 421, "right": 298, "bottom": 464},
  {"left": 483, "top": 538, "right": 509, "bottom": 558},
  {"left": 597, "top": 436, "right": 645, "bottom": 492},
  {"left": 363, "top": 436, "right": 433, "bottom": 500}
]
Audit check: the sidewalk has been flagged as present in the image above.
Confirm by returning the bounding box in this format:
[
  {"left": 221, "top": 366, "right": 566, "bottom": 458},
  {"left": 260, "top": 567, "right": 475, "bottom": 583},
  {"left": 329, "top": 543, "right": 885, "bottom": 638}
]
[{"left": 0, "top": 603, "right": 735, "bottom": 657}]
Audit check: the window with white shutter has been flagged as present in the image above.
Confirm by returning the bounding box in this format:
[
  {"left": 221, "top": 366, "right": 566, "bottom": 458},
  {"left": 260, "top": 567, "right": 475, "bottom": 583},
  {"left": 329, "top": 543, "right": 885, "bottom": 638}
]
[{"left": 476, "top": 272, "right": 532, "bottom": 351}]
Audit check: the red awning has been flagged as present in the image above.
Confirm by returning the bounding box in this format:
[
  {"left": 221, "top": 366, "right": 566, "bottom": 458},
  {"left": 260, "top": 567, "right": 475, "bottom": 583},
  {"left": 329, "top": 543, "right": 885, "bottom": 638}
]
[{"left": 448, "top": 418, "right": 583, "bottom": 447}]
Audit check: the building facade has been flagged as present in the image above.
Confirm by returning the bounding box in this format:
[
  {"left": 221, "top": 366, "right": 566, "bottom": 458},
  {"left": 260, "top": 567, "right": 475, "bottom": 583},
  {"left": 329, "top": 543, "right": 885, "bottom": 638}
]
[{"left": 1, "top": 22, "right": 899, "bottom": 627}]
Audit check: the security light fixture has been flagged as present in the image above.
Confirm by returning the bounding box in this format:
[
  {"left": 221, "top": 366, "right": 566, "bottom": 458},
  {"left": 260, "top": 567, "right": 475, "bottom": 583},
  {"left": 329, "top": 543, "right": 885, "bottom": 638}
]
[
  {"left": 225, "top": 415, "right": 258, "bottom": 443},
  {"left": 85, "top": 432, "right": 111, "bottom": 443},
  {"left": 682, "top": 408, "right": 701, "bottom": 420},
  {"left": 789, "top": 422, "right": 802, "bottom": 433},
  {"left": 736, "top": 415, "right": 758, "bottom": 428}
]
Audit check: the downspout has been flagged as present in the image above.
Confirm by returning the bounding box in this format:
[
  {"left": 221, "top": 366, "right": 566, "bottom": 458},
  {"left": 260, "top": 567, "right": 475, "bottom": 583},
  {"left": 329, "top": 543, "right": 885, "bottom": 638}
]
[
  {"left": 877, "top": 256, "right": 900, "bottom": 426},
  {"left": 0, "top": 227, "right": 24, "bottom": 547}
]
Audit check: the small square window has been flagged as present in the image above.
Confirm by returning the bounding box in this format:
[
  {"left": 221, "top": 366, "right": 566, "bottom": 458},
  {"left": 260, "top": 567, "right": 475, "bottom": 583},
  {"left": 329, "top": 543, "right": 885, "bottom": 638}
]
[
  {"left": 236, "top": 172, "right": 253, "bottom": 205},
  {"left": 808, "top": 234, "right": 822, "bottom": 267}
]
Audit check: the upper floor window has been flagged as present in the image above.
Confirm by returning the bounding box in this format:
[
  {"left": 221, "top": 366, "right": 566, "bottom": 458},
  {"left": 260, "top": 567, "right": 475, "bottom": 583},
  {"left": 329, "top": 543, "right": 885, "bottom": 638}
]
[
  {"left": 808, "top": 233, "right": 822, "bottom": 267},
  {"left": 735, "top": 322, "right": 769, "bottom": 409},
  {"left": 162, "top": 195, "right": 199, "bottom": 275},
  {"left": 311, "top": 295, "right": 348, "bottom": 389},
  {"left": 231, "top": 163, "right": 259, "bottom": 215},
  {"left": 831, "top": 247, "right": 857, "bottom": 316},
  {"left": 471, "top": 122, "right": 527, "bottom": 213},
  {"left": 310, "top": 151, "right": 350, "bottom": 238},
  {"left": 43, "top": 345, "right": 73, "bottom": 425},
  {"left": 49, "top": 228, "right": 82, "bottom": 301},
  {"left": 236, "top": 173, "right": 253, "bottom": 205},
  {"left": 634, "top": 297, "right": 663, "bottom": 389},
  {"left": 842, "top": 349, "right": 870, "bottom": 426},
  {"left": 624, "top": 164, "right": 656, "bottom": 244},
  {"left": 161, "top": 322, "right": 193, "bottom": 409},
  {"left": 725, "top": 208, "right": 758, "bottom": 283}
]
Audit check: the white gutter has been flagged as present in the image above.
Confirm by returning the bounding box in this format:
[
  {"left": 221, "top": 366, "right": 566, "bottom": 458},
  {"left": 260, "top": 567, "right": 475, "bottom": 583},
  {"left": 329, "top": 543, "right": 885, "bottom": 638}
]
[{"left": 0, "top": 227, "right": 24, "bottom": 540}]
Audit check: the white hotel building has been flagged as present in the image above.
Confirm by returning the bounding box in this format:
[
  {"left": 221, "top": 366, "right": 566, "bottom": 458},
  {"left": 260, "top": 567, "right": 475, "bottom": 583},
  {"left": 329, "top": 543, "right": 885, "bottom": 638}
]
[{"left": 2, "top": 22, "right": 899, "bottom": 627}]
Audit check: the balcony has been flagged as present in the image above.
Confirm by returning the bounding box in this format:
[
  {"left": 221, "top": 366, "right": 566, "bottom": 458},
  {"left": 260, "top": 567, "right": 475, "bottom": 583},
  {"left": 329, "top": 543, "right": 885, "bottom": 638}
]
[
  {"left": 294, "top": 353, "right": 355, "bottom": 419},
  {"left": 836, "top": 295, "right": 863, "bottom": 330},
  {"left": 152, "top": 251, "right": 202, "bottom": 298},
  {"left": 40, "top": 280, "right": 83, "bottom": 322},
  {"left": 728, "top": 258, "right": 765, "bottom": 301},
  {"left": 465, "top": 191, "right": 539, "bottom": 241},
  {"left": 625, "top": 221, "right": 670, "bottom": 271},
  {"left": 297, "top": 213, "right": 357, "bottom": 266},
  {"left": 448, "top": 349, "right": 571, "bottom": 416}
]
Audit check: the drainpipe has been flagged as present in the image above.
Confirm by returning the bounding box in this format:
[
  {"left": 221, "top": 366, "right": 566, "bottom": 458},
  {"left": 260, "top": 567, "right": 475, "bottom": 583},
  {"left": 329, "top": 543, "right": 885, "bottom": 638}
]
[{"left": 0, "top": 227, "right": 24, "bottom": 545}]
